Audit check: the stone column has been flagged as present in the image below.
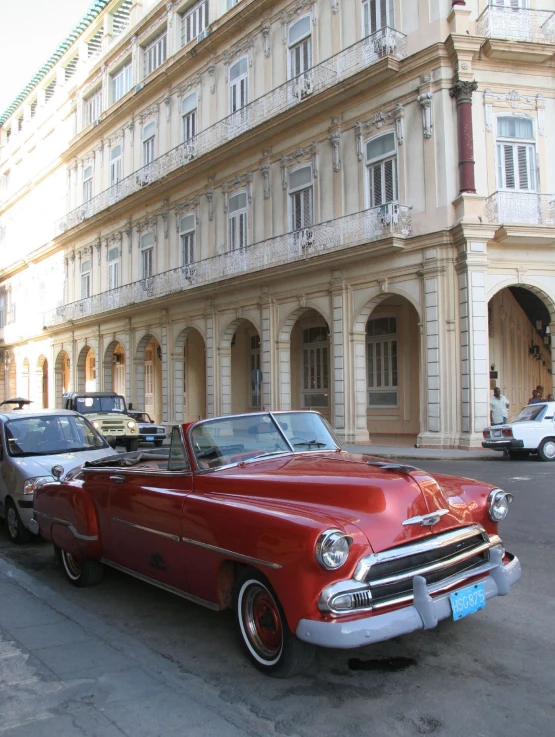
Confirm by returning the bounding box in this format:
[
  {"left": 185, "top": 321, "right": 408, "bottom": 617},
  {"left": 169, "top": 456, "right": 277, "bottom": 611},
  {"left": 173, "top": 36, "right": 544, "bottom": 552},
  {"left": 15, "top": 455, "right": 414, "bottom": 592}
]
[
  {"left": 276, "top": 340, "right": 291, "bottom": 411},
  {"left": 161, "top": 321, "right": 169, "bottom": 424},
  {"left": 450, "top": 80, "right": 478, "bottom": 194},
  {"left": 260, "top": 302, "right": 274, "bottom": 410},
  {"left": 219, "top": 347, "right": 231, "bottom": 416},
  {"left": 171, "top": 351, "right": 184, "bottom": 422},
  {"left": 205, "top": 313, "right": 215, "bottom": 417}
]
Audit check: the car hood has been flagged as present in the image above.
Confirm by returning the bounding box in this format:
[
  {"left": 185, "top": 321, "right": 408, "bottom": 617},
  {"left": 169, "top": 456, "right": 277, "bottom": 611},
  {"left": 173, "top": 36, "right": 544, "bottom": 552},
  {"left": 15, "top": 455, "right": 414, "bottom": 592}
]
[
  {"left": 201, "top": 452, "right": 479, "bottom": 553},
  {"left": 10, "top": 447, "right": 118, "bottom": 480}
]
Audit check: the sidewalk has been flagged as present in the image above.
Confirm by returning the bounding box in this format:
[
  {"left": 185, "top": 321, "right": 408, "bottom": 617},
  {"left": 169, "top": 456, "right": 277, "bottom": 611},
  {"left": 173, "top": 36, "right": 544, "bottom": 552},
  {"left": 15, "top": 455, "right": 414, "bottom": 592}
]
[
  {"left": 344, "top": 442, "right": 499, "bottom": 461},
  {"left": 0, "top": 557, "right": 271, "bottom": 737}
]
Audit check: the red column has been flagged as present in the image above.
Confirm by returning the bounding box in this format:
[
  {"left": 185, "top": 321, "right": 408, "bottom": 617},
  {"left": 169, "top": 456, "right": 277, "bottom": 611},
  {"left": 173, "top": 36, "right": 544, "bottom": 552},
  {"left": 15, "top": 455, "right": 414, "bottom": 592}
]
[{"left": 450, "top": 80, "right": 478, "bottom": 195}]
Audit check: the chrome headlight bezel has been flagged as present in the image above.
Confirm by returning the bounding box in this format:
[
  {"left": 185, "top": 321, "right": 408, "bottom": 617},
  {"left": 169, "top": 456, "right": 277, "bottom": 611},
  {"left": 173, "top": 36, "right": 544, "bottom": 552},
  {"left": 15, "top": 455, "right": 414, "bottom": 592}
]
[
  {"left": 23, "top": 476, "right": 55, "bottom": 495},
  {"left": 487, "top": 488, "right": 514, "bottom": 522},
  {"left": 315, "top": 529, "right": 353, "bottom": 570},
  {"left": 127, "top": 420, "right": 136, "bottom": 429}
]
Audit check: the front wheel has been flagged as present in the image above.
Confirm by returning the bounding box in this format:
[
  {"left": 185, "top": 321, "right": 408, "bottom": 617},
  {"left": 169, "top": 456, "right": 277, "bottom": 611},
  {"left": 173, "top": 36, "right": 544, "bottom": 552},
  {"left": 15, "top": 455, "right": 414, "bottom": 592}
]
[
  {"left": 5, "top": 500, "right": 32, "bottom": 544},
  {"left": 126, "top": 438, "right": 139, "bottom": 452},
  {"left": 234, "top": 568, "right": 314, "bottom": 678},
  {"left": 58, "top": 547, "right": 104, "bottom": 587},
  {"left": 538, "top": 437, "right": 555, "bottom": 462}
]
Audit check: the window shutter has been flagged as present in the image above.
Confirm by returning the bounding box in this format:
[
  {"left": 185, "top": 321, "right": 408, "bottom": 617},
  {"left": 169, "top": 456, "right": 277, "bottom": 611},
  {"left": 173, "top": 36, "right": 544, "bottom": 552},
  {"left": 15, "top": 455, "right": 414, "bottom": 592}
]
[
  {"left": 303, "top": 188, "right": 312, "bottom": 227},
  {"left": 371, "top": 164, "right": 382, "bottom": 206},
  {"left": 384, "top": 159, "right": 395, "bottom": 203},
  {"left": 380, "top": 0, "right": 387, "bottom": 28},
  {"left": 517, "top": 145, "right": 528, "bottom": 190},
  {"left": 370, "top": 0, "right": 377, "bottom": 34},
  {"left": 503, "top": 144, "right": 515, "bottom": 189}
]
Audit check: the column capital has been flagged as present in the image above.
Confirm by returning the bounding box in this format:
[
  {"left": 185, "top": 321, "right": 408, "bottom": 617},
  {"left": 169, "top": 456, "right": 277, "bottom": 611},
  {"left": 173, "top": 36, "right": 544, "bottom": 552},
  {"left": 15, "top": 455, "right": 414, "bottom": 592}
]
[{"left": 449, "top": 80, "right": 478, "bottom": 104}]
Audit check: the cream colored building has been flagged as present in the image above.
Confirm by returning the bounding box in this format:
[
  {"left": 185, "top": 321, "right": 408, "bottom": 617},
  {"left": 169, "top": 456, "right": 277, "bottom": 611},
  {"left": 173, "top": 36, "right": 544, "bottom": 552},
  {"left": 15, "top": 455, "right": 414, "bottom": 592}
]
[{"left": 0, "top": 0, "right": 554, "bottom": 447}]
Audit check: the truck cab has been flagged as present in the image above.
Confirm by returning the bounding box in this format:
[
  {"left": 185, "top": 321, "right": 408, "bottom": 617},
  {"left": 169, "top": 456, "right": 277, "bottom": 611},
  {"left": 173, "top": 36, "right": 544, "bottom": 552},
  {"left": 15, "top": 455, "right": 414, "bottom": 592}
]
[{"left": 62, "top": 392, "right": 139, "bottom": 451}]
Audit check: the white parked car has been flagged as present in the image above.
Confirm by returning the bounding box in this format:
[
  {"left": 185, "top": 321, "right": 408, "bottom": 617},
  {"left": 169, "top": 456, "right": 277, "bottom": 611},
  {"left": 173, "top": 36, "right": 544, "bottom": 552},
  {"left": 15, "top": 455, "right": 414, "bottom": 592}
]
[{"left": 482, "top": 401, "right": 555, "bottom": 461}]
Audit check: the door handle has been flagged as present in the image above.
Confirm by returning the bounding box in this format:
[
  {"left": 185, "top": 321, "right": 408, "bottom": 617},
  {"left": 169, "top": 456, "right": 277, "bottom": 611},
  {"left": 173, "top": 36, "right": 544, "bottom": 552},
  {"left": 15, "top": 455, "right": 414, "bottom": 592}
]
[{"left": 109, "top": 475, "right": 126, "bottom": 483}]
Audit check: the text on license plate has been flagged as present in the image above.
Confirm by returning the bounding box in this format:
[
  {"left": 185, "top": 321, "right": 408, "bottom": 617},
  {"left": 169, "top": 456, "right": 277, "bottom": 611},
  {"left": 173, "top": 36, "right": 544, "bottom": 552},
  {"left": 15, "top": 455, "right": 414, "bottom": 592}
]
[
  {"left": 146, "top": 436, "right": 154, "bottom": 441},
  {"left": 450, "top": 583, "right": 486, "bottom": 621},
  {"left": 493, "top": 430, "right": 501, "bottom": 437}
]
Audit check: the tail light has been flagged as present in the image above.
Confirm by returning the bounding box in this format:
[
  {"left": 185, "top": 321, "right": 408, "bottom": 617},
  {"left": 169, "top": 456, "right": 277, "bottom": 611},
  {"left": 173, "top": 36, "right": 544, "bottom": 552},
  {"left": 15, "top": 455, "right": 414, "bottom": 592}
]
[
  {"left": 482, "top": 430, "right": 490, "bottom": 438},
  {"left": 502, "top": 428, "right": 513, "bottom": 437}
]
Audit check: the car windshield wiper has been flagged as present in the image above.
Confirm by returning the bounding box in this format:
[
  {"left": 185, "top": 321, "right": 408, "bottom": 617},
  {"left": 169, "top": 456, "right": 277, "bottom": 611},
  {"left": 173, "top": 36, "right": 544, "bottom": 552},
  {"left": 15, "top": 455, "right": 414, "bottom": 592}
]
[
  {"left": 243, "top": 450, "right": 291, "bottom": 463},
  {"left": 292, "top": 440, "right": 329, "bottom": 448}
]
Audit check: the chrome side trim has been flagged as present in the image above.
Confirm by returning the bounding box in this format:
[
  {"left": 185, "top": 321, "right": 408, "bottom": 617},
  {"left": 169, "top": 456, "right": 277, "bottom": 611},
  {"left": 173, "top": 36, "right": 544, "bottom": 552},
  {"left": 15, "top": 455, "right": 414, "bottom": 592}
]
[
  {"left": 368, "top": 540, "right": 492, "bottom": 588},
  {"left": 354, "top": 524, "right": 487, "bottom": 582},
  {"left": 33, "top": 510, "right": 99, "bottom": 541},
  {"left": 181, "top": 537, "right": 282, "bottom": 570},
  {"left": 100, "top": 559, "right": 220, "bottom": 611},
  {"left": 112, "top": 517, "right": 181, "bottom": 542}
]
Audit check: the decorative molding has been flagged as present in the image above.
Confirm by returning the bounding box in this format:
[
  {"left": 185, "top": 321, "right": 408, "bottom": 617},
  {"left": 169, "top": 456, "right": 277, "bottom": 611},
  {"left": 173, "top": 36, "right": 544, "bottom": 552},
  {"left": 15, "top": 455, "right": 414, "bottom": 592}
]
[
  {"left": 417, "top": 92, "right": 433, "bottom": 139},
  {"left": 136, "top": 216, "right": 158, "bottom": 239},
  {"left": 224, "top": 37, "right": 255, "bottom": 79},
  {"left": 331, "top": 0, "right": 339, "bottom": 13},
  {"left": 280, "top": 143, "right": 319, "bottom": 188},
  {"left": 174, "top": 196, "right": 200, "bottom": 229},
  {"left": 177, "top": 73, "right": 202, "bottom": 100},
  {"left": 208, "top": 64, "right": 216, "bottom": 94},
  {"left": 222, "top": 172, "right": 253, "bottom": 212},
  {"left": 164, "top": 90, "right": 171, "bottom": 122},
  {"left": 485, "top": 102, "right": 493, "bottom": 132},
  {"left": 125, "top": 221, "right": 133, "bottom": 253},
  {"left": 81, "top": 71, "right": 102, "bottom": 97},
  {"left": 95, "top": 240, "right": 102, "bottom": 265},
  {"left": 329, "top": 129, "right": 341, "bottom": 172},
  {"left": 139, "top": 103, "right": 159, "bottom": 126},
  {"left": 281, "top": 0, "right": 316, "bottom": 41},
  {"left": 483, "top": 88, "right": 537, "bottom": 111},
  {"left": 355, "top": 104, "right": 404, "bottom": 160},
  {"left": 205, "top": 185, "right": 214, "bottom": 221},
  {"left": 260, "top": 162, "right": 271, "bottom": 199},
  {"left": 108, "top": 129, "right": 124, "bottom": 148},
  {"left": 449, "top": 80, "right": 478, "bottom": 103},
  {"left": 261, "top": 23, "right": 271, "bottom": 58}
]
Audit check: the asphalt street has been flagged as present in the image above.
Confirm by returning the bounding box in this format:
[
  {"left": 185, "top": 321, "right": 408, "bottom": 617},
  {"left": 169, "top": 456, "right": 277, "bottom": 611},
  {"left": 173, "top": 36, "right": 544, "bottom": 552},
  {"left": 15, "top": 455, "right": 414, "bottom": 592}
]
[{"left": 0, "top": 457, "right": 553, "bottom": 737}]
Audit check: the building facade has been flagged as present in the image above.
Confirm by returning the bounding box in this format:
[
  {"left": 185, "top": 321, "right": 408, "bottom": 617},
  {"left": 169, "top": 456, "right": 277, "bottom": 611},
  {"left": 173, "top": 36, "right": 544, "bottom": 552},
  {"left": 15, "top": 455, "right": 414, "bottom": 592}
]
[{"left": 0, "top": 0, "right": 554, "bottom": 447}]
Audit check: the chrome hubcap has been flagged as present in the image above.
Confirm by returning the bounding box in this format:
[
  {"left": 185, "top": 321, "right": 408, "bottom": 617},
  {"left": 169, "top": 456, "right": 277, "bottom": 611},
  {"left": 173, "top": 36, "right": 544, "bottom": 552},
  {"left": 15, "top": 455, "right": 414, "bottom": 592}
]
[
  {"left": 543, "top": 441, "right": 555, "bottom": 459},
  {"left": 6, "top": 507, "right": 18, "bottom": 539},
  {"left": 62, "top": 551, "right": 82, "bottom": 580},
  {"left": 242, "top": 583, "right": 283, "bottom": 660}
]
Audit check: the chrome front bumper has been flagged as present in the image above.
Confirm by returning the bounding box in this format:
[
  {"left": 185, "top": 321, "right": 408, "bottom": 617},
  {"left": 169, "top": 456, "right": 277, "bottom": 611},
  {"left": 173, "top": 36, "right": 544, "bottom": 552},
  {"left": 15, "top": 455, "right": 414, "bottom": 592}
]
[{"left": 296, "top": 551, "right": 521, "bottom": 650}]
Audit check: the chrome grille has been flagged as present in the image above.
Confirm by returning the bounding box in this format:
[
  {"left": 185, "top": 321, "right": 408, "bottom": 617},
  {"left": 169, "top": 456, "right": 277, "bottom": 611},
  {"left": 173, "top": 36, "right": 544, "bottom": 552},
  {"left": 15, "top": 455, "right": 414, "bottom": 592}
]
[{"left": 359, "top": 526, "right": 491, "bottom": 609}]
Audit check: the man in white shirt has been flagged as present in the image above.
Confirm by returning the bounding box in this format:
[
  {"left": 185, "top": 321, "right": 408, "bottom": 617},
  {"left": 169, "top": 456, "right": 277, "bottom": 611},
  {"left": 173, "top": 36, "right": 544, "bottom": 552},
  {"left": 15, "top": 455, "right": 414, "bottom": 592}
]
[{"left": 490, "top": 387, "right": 510, "bottom": 426}]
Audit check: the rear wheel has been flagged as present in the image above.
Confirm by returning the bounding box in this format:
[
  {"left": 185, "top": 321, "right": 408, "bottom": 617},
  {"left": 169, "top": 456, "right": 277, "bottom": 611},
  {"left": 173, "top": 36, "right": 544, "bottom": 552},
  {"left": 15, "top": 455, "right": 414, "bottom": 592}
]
[
  {"left": 58, "top": 547, "right": 104, "bottom": 587},
  {"left": 234, "top": 568, "right": 314, "bottom": 678},
  {"left": 5, "top": 500, "right": 32, "bottom": 544},
  {"left": 538, "top": 438, "right": 555, "bottom": 462},
  {"left": 154, "top": 439, "right": 164, "bottom": 448}
]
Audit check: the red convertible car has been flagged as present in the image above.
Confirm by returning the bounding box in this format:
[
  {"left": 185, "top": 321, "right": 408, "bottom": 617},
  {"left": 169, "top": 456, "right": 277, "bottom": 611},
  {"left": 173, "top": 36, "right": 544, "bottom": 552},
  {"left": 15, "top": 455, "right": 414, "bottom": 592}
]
[{"left": 32, "top": 411, "right": 520, "bottom": 677}]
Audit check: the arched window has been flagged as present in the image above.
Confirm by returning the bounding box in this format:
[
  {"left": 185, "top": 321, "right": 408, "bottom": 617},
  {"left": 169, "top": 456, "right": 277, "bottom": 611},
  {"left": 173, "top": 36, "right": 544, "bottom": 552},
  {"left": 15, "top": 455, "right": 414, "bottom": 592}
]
[
  {"left": 140, "top": 232, "right": 155, "bottom": 279},
  {"left": 81, "top": 258, "right": 91, "bottom": 299},
  {"left": 288, "top": 16, "right": 312, "bottom": 79},
  {"left": 496, "top": 116, "right": 536, "bottom": 192},
  {"left": 289, "top": 165, "right": 313, "bottom": 231},
  {"left": 181, "top": 93, "right": 197, "bottom": 141},
  {"left": 179, "top": 214, "right": 195, "bottom": 265},
  {"left": 110, "top": 145, "right": 122, "bottom": 185},
  {"left": 362, "top": 0, "right": 394, "bottom": 37},
  {"left": 229, "top": 58, "right": 248, "bottom": 113},
  {"left": 142, "top": 122, "right": 156, "bottom": 166},
  {"left": 366, "top": 131, "right": 397, "bottom": 207},
  {"left": 367, "top": 316, "right": 398, "bottom": 407},
  {"left": 83, "top": 166, "right": 93, "bottom": 203}
]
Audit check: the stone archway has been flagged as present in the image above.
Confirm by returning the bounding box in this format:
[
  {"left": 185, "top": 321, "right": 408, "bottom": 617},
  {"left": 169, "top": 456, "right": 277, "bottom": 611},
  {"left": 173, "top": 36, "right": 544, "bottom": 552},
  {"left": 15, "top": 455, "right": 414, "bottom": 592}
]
[
  {"left": 36, "top": 355, "right": 48, "bottom": 408},
  {"left": 220, "top": 318, "right": 261, "bottom": 416},
  {"left": 278, "top": 307, "right": 331, "bottom": 420},
  {"left": 135, "top": 334, "right": 163, "bottom": 423},
  {"left": 103, "top": 340, "right": 126, "bottom": 396},
  {"left": 54, "top": 350, "right": 71, "bottom": 407},
  {"left": 174, "top": 328, "right": 206, "bottom": 422}
]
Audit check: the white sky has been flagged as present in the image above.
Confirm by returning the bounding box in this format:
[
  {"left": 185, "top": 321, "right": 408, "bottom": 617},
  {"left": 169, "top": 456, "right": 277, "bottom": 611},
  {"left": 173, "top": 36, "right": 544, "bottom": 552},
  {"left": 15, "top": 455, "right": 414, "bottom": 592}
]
[{"left": 0, "top": 0, "right": 94, "bottom": 114}]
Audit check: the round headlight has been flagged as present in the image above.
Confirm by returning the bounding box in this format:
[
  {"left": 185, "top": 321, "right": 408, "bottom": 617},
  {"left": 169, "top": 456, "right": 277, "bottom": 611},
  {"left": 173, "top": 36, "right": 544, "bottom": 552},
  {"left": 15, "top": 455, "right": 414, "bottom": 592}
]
[
  {"left": 127, "top": 420, "right": 136, "bottom": 429},
  {"left": 315, "top": 529, "right": 352, "bottom": 570},
  {"left": 92, "top": 421, "right": 99, "bottom": 429},
  {"left": 488, "top": 489, "right": 513, "bottom": 522}
]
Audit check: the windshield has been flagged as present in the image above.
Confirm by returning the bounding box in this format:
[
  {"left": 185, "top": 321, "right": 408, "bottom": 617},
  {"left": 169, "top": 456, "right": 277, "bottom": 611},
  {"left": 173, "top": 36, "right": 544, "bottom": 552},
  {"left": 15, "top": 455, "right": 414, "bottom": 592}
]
[
  {"left": 514, "top": 404, "right": 547, "bottom": 423},
  {"left": 75, "top": 395, "right": 126, "bottom": 414},
  {"left": 5, "top": 415, "right": 108, "bottom": 457},
  {"left": 131, "top": 412, "right": 151, "bottom": 423},
  {"left": 190, "top": 411, "right": 341, "bottom": 469}
]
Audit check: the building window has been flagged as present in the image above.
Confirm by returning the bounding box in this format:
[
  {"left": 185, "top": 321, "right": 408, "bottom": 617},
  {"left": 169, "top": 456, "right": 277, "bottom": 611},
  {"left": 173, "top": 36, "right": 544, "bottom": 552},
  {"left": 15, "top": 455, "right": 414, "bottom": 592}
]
[
  {"left": 140, "top": 232, "right": 155, "bottom": 279},
  {"left": 142, "top": 121, "right": 156, "bottom": 166},
  {"left": 88, "top": 28, "right": 104, "bottom": 57},
  {"left": 112, "top": 0, "right": 132, "bottom": 38},
  {"left": 85, "top": 91, "right": 102, "bottom": 125},
  {"left": 30, "top": 100, "right": 37, "bottom": 118},
  {"left": 302, "top": 326, "right": 329, "bottom": 409},
  {"left": 366, "top": 131, "right": 397, "bottom": 207},
  {"left": 107, "top": 246, "right": 120, "bottom": 289},
  {"left": 181, "top": 0, "right": 209, "bottom": 45},
  {"left": 83, "top": 166, "right": 93, "bottom": 203},
  {"left": 228, "top": 192, "right": 248, "bottom": 250},
  {"left": 143, "top": 30, "right": 167, "bottom": 77},
  {"left": 110, "top": 145, "right": 122, "bottom": 185},
  {"left": 0, "top": 293, "right": 5, "bottom": 328},
  {"left": 179, "top": 214, "right": 195, "bottom": 265},
  {"left": 81, "top": 259, "right": 91, "bottom": 299},
  {"left": 45, "top": 79, "right": 56, "bottom": 103},
  {"left": 496, "top": 116, "right": 536, "bottom": 192},
  {"left": 112, "top": 61, "right": 133, "bottom": 102},
  {"left": 229, "top": 57, "right": 248, "bottom": 114},
  {"left": 289, "top": 165, "right": 313, "bottom": 231},
  {"left": 288, "top": 15, "right": 312, "bottom": 79},
  {"left": 249, "top": 334, "right": 261, "bottom": 409},
  {"left": 181, "top": 93, "right": 197, "bottom": 141},
  {"left": 65, "top": 56, "right": 78, "bottom": 82},
  {"left": 17, "top": 116, "right": 23, "bottom": 133},
  {"left": 362, "top": 0, "right": 394, "bottom": 36},
  {"left": 367, "top": 317, "right": 397, "bottom": 407}
]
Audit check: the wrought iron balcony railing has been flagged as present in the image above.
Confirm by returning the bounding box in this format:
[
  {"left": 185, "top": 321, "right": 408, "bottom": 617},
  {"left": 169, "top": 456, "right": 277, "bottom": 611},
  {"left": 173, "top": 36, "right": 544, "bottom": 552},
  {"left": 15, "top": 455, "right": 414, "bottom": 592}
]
[
  {"left": 44, "top": 204, "right": 411, "bottom": 327},
  {"left": 477, "top": 5, "right": 555, "bottom": 44},
  {"left": 485, "top": 191, "right": 555, "bottom": 225},
  {"left": 55, "top": 27, "right": 407, "bottom": 236}
]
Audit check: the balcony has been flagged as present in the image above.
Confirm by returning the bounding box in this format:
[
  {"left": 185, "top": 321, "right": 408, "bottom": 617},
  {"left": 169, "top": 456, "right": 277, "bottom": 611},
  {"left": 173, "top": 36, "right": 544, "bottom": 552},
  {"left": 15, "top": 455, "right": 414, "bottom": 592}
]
[
  {"left": 44, "top": 204, "right": 411, "bottom": 327},
  {"left": 485, "top": 191, "right": 555, "bottom": 225},
  {"left": 477, "top": 6, "right": 555, "bottom": 53},
  {"left": 55, "top": 27, "right": 407, "bottom": 236}
]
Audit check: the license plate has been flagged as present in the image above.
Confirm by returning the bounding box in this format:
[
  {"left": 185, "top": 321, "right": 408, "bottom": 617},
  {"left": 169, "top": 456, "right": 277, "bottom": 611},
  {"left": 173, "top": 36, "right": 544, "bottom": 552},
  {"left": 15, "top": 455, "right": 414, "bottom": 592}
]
[
  {"left": 450, "top": 583, "right": 486, "bottom": 621},
  {"left": 146, "top": 436, "right": 154, "bottom": 442},
  {"left": 493, "top": 430, "right": 501, "bottom": 438}
]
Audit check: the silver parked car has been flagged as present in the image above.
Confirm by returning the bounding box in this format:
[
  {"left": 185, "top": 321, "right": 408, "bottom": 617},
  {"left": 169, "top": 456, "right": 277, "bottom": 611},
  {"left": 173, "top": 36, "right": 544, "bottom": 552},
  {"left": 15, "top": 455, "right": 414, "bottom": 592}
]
[
  {"left": 0, "top": 409, "right": 117, "bottom": 543},
  {"left": 128, "top": 410, "right": 167, "bottom": 447}
]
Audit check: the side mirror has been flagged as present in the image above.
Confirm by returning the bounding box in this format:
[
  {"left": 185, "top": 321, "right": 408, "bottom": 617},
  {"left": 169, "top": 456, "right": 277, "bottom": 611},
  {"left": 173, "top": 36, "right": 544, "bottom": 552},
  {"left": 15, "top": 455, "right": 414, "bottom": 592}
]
[{"left": 51, "top": 465, "right": 64, "bottom": 481}]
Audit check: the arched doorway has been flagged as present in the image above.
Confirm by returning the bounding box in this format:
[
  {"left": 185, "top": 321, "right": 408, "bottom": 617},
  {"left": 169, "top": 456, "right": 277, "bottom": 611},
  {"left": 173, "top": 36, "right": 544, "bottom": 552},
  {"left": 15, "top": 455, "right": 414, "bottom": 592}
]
[
  {"left": 174, "top": 328, "right": 206, "bottom": 422},
  {"left": 21, "top": 358, "right": 31, "bottom": 399},
  {"left": 220, "top": 319, "right": 261, "bottom": 415},
  {"left": 55, "top": 350, "right": 71, "bottom": 406},
  {"left": 488, "top": 285, "right": 554, "bottom": 417},
  {"left": 356, "top": 295, "right": 421, "bottom": 442},
  {"left": 36, "top": 355, "right": 48, "bottom": 408},
  {"left": 77, "top": 345, "right": 96, "bottom": 392},
  {"left": 135, "top": 334, "right": 163, "bottom": 423},
  {"left": 281, "top": 308, "right": 331, "bottom": 422},
  {"left": 103, "top": 340, "right": 126, "bottom": 396}
]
